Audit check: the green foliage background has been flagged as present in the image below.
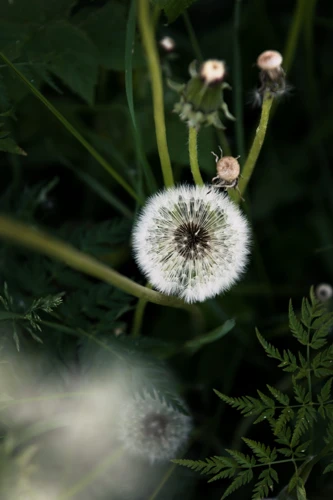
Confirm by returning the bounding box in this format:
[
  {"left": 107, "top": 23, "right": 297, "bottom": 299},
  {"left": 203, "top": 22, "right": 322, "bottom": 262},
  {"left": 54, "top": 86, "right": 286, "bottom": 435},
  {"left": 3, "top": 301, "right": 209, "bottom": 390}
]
[{"left": 0, "top": 0, "right": 333, "bottom": 498}]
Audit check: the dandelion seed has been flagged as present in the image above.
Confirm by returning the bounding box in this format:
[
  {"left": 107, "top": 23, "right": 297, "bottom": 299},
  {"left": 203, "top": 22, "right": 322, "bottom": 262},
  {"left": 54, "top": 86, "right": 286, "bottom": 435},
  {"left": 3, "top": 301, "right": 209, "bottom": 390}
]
[
  {"left": 119, "top": 391, "right": 192, "bottom": 463},
  {"left": 132, "top": 185, "right": 250, "bottom": 303}
]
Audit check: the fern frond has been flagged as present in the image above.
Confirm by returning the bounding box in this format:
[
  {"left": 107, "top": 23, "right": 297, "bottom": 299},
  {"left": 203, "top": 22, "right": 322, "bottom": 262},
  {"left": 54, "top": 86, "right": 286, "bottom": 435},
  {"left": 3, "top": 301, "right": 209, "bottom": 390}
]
[
  {"left": 256, "top": 330, "right": 283, "bottom": 362},
  {"left": 225, "top": 448, "right": 256, "bottom": 467},
  {"left": 266, "top": 385, "right": 289, "bottom": 406},
  {"left": 291, "top": 405, "right": 317, "bottom": 447},
  {"left": 289, "top": 300, "right": 308, "bottom": 346},
  {"left": 220, "top": 469, "right": 254, "bottom": 500},
  {"left": 242, "top": 438, "right": 277, "bottom": 464},
  {"left": 172, "top": 456, "right": 230, "bottom": 476},
  {"left": 213, "top": 389, "right": 265, "bottom": 417},
  {"left": 252, "top": 467, "right": 279, "bottom": 499}
]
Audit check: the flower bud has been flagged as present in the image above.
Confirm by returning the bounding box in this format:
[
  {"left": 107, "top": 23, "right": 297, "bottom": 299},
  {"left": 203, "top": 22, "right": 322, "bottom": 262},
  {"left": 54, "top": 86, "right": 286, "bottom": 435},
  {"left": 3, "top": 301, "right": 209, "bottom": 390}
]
[
  {"left": 256, "top": 50, "right": 287, "bottom": 102},
  {"left": 168, "top": 59, "right": 234, "bottom": 130},
  {"left": 159, "top": 36, "right": 175, "bottom": 53}
]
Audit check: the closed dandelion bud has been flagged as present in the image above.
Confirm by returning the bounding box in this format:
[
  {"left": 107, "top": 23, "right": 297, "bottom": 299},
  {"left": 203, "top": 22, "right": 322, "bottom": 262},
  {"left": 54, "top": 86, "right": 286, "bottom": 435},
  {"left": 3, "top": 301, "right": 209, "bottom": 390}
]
[
  {"left": 159, "top": 36, "right": 176, "bottom": 53},
  {"left": 119, "top": 391, "right": 192, "bottom": 463},
  {"left": 256, "top": 50, "right": 287, "bottom": 101},
  {"left": 211, "top": 147, "right": 241, "bottom": 191},
  {"left": 168, "top": 59, "right": 235, "bottom": 130},
  {"left": 132, "top": 185, "right": 250, "bottom": 303},
  {"left": 315, "top": 283, "right": 333, "bottom": 302}
]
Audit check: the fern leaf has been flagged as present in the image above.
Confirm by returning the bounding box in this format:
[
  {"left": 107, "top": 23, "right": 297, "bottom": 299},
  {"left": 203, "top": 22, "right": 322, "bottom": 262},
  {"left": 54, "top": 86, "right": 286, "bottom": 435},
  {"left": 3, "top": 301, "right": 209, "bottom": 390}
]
[
  {"left": 213, "top": 389, "right": 264, "bottom": 417},
  {"left": 266, "top": 385, "right": 289, "bottom": 405},
  {"left": 256, "top": 330, "right": 283, "bottom": 362},
  {"left": 172, "top": 456, "right": 230, "bottom": 476},
  {"left": 252, "top": 467, "right": 279, "bottom": 499},
  {"left": 225, "top": 449, "right": 256, "bottom": 467},
  {"left": 324, "top": 460, "right": 333, "bottom": 474},
  {"left": 301, "top": 297, "right": 312, "bottom": 328},
  {"left": 242, "top": 438, "right": 277, "bottom": 464},
  {"left": 274, "top": 406, "right": 294, "bottom": 435},
  {"left": 291, "top": 406, "right": 317, "bottom": 447},
  {"left": 289, "top": 300, "right": 308, "bottom": 345},
  {"left": 221, "top": 469, "right": 254, "bottom": 500},
  {"left": 317, "top": 377, "right": 333, "bottom": 407}
]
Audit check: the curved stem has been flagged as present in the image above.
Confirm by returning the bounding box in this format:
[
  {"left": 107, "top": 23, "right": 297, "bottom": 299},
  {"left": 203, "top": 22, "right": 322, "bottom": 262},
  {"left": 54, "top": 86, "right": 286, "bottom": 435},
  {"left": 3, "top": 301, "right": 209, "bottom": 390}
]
[
  {"left": 0, "top": 215, "right": 192, "bottom": 309},
  {"left": 283, "top": 0, "right": 307, "bottom": 74},
  {"left": 230, "top": 92, "right": 273, "bottom": 202},
  {"left": 138, "top": 0, "right": 174, "bottom": 188},
  {"left": 188, "top": 127, "right": 204, "bottom": 185},
  {"left": 131, "top": 282, "right": 152, "bottom": 337},
  {"left": 0, "top": 52, "right": 140, "bottom": 203}
]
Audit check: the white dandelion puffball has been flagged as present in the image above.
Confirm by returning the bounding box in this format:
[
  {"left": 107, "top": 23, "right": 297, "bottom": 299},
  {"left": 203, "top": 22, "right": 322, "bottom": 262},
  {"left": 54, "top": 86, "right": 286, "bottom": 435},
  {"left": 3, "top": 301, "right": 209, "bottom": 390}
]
[
  {"left": 133, "top": 185, "right": 250, "bottom": 303},
  {"left": 119, "top": 392, "right": 191, "bottom": 463}
]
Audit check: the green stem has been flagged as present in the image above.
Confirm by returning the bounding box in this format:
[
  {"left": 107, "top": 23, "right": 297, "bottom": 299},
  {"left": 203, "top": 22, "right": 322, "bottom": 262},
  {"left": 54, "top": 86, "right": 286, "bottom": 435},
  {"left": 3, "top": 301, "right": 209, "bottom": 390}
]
[
  {"left": 125, "top": 0, "right": 157, "bottom": 194},
  {"left": 230, "top": 92, "right": 273, "bottom": 202},
  {"left": 138, "top": 0, "right": 174, "bottom": 187},
  {"left": 188, "top": 127, "right": 204, "bottom": 185},
  {"left": 0, "top": 52, "right": 141, "bottom": 203},
  {"left": 131, "top": 283, "right": 152, "bottom": 337},
  {"left": 59, "top": 448, "right": 123, "bottom": 500},
  {"left": 183, "top": 11, "right": 203, "bottom": 62},
  {"left": 0, "top": 215, "right": 193, "bottom": 309},
  {"left": 233, "top": 0, "right": 245, "bottom": 162},
  {"left": 148, "top": 463, "right": 178, "bottom": 500}
]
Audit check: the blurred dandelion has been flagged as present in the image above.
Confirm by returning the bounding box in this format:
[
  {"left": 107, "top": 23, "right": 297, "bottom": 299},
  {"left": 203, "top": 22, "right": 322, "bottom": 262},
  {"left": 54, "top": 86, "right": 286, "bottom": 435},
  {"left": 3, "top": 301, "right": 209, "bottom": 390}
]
[
  {"left": 132, "top": 185, "right": 250, "bottom": 303},
  {"left": 315, "top": 283, "right": 333, "bottom": 302},
  {"left": 119, "top": 391, "right": 192, "bottom": 463}
]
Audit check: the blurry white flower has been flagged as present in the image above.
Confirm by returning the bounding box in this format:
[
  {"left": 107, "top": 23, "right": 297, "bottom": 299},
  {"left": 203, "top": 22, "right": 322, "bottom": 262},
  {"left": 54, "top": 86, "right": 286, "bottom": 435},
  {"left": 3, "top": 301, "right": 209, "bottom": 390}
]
[
  {"left": 315, "top": 283, "right": 333, "bottom": 302},
  {"left": 119, "top": 391, "right": 191, "bottom": 463},
  {"left": 132, "top": 185, "right": 250, "bottom": 303}
]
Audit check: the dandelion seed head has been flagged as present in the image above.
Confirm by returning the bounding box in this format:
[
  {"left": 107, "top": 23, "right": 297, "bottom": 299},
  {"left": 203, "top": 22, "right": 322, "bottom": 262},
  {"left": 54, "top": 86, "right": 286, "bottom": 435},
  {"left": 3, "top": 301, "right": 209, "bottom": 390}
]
[
  {"left": 257, "top": 50, "right": 283, "bottom": 72},
  {"left": 133, "top": 185, "right": 250, "bottom": 303},
  {"left": 315, "top": 283, "right": 333, "bottom": 302},
  {"left": 119, "top": 392, "right": 191, "bottom": 463}
]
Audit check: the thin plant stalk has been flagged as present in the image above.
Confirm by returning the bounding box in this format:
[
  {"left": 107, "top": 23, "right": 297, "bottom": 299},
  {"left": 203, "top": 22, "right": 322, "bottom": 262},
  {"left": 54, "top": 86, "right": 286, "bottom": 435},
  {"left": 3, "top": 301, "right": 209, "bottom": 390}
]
[
  {"left": 131, "top": 282, "right": 152, "bottom": 337},
  {"left": 216, "top": 128, "right": 232, "bottom": 157},
  {"left": 0, "top": 215, "right": 199, "bottom": 312},
  {"left": 283, "top": 0, "right": 307, "bottom": 74},
  {"left": 0, "top": 52, "right": 140, "bottom": 203},
  {"left": 138, "top": 0, "right": 174, "bottom": 187},
  {"left": 188, "top": 127, "right": 204, "bottom": 185},
  {"left": 230, "top": 92, "right": 273, "bottom": 202}
]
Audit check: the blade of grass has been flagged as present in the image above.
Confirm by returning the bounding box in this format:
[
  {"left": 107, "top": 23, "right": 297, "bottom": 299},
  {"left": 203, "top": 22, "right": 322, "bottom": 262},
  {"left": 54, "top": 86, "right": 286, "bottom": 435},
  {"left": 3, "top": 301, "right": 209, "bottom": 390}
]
[
  {"left": 126, "top": 0, "right": 157, "bottom": 194},
  {"left": 0, "top": 51, "right": 141, "bottom": 203}
]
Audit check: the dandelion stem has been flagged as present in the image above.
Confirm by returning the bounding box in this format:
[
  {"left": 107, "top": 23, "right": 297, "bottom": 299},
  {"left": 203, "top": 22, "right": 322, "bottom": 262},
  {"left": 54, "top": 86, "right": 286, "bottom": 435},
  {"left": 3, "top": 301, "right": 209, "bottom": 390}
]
[
  {"left": 230, "top": 92, "right": 273, "bottom": 202},
  {"left": 216, "top": 128, "right": 232, "bottom": 157},
  {"left": 131, "top": 283, "right": 152, "bottom": 337},
  {"left": 0, "top": 215, "right": 200, "bottom": 311},
  {"left": 138, "top": 0, "right": 174, "bottom": 188},
  {"left": 0, "top": 52, "right": 140, "bottom": 203},
  {"left": 188, "top": 127, "right": 204, "bottom": 185}
]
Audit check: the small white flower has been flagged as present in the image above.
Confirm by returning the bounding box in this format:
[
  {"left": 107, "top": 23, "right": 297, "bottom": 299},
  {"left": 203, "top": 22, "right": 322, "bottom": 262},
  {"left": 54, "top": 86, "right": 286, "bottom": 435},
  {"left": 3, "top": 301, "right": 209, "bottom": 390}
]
[
  {"left": 119, "top": 391, "right": 191, "bottom": 463},
  {"left": 132, "top": 185, "right": 250, "bottom": 303}
]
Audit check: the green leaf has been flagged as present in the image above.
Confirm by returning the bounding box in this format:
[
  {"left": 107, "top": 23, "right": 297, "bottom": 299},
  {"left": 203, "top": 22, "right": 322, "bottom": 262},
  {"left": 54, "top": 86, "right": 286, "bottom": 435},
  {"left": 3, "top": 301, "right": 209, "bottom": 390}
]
[
  {"left": 172, "top": 456, "right": 234, "bottom": 476},
  {"left": 213, "top": 389, "right": 265, "bottom": 417},
  {"left": 75, "top": 2, "right": 144, "bottom": 71},
  {"left": 221, "top": 468, "right": 254, "bottom": 500},
  {"left": 266, "top": 385, "right": 289, "bottom": 406},
  {"left": 152, "top": 0, "right": 199, "bottom": 23},
  {"left": 184, "top": 319, "right": 235, "bottom": 354},
  {"left": 0, "top": 136, "right": 26, "bottom": 155},
  {"left": 242, "top": 438, "right": 277, "bottom": 464},
  {"left": 30, "top": 21, "right": 99, "bottom": 105},
  {"left": 256, "top": 329, "right": 283, "bottom": 362},
  {"left": 289, "top": 300, "right": 308, "bottom": 345},
  {"left": 252, "top": 467, "right": 279, "bottom": 499},
  {"left": 323, "top": 460, "right": 333, "bottom": 474}
]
